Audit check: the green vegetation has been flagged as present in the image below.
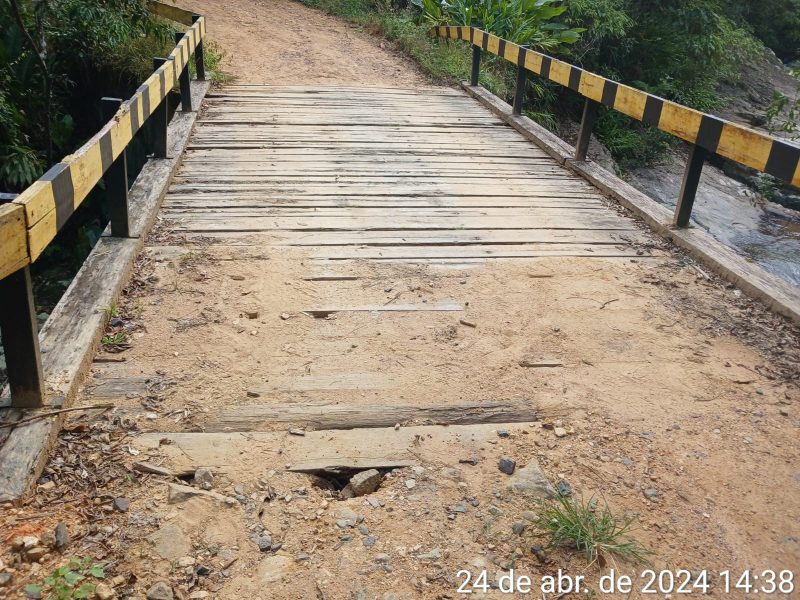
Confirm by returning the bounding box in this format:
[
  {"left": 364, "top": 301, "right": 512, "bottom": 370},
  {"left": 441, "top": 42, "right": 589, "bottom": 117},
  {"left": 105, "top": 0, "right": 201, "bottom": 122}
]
[
  {"left": 23, "top": 557, "right": 105, "bottom": 600},
  {"left": 298, "top": 0, "right": 796, "bottom": 170},
  {"left": 536, "top": 495, "right": 651, "bottom": 565}
]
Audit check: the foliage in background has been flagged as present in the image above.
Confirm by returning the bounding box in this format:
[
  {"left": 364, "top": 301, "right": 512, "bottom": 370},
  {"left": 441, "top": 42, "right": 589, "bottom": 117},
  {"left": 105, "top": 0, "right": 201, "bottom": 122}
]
[
  {"left": 412, "top": 0, "right": 583, "bottom": 50},
  {"left": 0, "top": 0, "right": 172, "bottom": 191}
]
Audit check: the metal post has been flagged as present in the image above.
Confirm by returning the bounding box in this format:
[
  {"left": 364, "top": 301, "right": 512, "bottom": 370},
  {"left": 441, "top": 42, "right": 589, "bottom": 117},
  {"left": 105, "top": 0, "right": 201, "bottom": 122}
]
[
  {"left": 470, "top": 45, "right": 481, "bottom": 87},
  {"left": 673, "top": 145, "right": 708, "bottom": 228},
  {"left": 175, "top": 32, "right": 193, "bottom": 112},
  {"left": 574, "top": 99, "right": 600, "bottom": 161},
  {"left": 0, "top": 267, "right": 45, "bottom": 407},
  {"left": 191, "top": 14, "right": 206, "bottom": 81},
  {"left": 100, "top": 98, "right": 130, "bottom": 238},
  {"left": 513, "top": 47, "right": 529, "bottom": 115},
  {"left": 152, "top": 58, "right": 170, "bottom": 158}
]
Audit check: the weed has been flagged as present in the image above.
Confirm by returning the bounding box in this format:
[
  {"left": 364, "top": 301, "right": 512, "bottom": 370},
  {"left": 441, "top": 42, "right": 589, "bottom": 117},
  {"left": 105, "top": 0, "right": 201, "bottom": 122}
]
[
  {"left": 24, "top": 557, "right": 105, "bottom": 600},
  {"left": 102, "top": 302, "right": 119, "bottom": 319},
  {"left": 536, "top": 495, "right": 651, "bottom": 566},
  {"left": 101, "top": 331, "right": 129, "bottom": 349}
]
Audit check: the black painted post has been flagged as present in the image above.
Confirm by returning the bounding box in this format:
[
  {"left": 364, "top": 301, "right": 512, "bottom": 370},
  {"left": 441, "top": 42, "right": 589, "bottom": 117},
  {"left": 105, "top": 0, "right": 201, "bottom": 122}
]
[
  {"left": 470, "top": 45, "right": 481, "bottom": 86},
  {"left": 574, "top": 99, "right": 600, "bottom": 161},
  {"left": 175, "top": 32, "right": 193, "bottom": 112},
  {"left": 191, "top": 14, "right": 206, "bottom": 81},
  {"left": 513, "top": 46, "right": 529, "bottom": 116},
  {"left": 101, "top": 98, "right": 130, "bottom": 237},
  {"left": 673, "top": 145, "right": 708, "bottom": 227},
  {"left": 0, "top": 266, "right": 45, "bottom": 407},
  {"left": 152, "top": 58, "right": 170, "bottom": 158}
]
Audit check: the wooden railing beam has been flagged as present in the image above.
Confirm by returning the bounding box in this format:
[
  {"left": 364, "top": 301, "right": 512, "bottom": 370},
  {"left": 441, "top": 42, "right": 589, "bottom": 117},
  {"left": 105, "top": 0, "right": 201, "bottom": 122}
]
[{"left": 175, "top": 32, "right": 193, "bottom": 112}]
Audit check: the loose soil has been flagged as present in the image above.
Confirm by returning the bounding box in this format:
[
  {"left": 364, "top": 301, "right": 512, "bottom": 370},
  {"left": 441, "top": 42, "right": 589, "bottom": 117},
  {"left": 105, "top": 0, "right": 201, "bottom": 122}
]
[{"left": 1, "top": 2, "right": 799, "bottom": 599}]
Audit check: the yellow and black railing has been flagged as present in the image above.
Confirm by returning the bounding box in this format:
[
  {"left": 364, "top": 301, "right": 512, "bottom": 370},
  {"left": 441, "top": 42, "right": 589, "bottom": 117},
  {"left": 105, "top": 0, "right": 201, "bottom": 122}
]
[
  {"left": 432, "top": 25, "right": 800, "bottom": 226},
  {"left": 0, "top": 2, "right": 206, "bottom": 408}
]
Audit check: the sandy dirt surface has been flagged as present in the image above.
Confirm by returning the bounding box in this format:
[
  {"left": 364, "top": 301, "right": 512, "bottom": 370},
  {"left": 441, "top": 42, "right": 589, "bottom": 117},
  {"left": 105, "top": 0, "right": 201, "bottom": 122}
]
[{"left": 174, "top": 0, "right": 428, "bottom": 86}]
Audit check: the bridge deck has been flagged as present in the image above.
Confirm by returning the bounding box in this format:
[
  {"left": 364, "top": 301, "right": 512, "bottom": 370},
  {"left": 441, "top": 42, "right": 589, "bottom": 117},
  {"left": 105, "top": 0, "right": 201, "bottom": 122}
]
[{"left": 165, "top": 85, "right": 647, "bottom": 262}]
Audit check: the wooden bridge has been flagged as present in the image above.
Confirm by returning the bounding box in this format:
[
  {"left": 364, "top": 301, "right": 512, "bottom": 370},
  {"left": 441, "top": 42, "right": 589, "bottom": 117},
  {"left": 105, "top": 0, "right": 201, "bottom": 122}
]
[{"left": 1, "top": 4, "right": 799, "bottom": 500}]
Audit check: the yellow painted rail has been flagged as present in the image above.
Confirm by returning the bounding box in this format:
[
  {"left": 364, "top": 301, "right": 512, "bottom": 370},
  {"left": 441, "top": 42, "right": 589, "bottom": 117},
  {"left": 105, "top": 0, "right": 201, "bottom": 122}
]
[
  {"left": 0, "top": 2, "right": 205, "bottom": 280},
  {"left": 432, "top": 25, "right": 800, "bottom": 189}
]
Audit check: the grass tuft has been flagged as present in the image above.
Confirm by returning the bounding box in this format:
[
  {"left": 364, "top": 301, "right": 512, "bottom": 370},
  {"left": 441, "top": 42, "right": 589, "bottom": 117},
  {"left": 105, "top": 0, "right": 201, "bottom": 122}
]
[{"left": 537, "top": 495, "right": 651, "bottom": 566}]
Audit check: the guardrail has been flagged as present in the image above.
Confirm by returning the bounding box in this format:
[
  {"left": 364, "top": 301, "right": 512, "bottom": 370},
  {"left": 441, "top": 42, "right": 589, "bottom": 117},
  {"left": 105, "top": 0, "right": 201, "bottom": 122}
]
[
  {"left": 0, "top": 1, "right": 206, "bottom": 408},
  {"left": 432, "top": 25, "right": 800, "bottom": 227}
]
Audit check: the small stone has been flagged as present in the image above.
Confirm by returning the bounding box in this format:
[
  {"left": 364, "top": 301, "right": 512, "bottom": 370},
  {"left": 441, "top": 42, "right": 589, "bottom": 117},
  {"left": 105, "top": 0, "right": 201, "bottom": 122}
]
[
  {"left": 257, "top": 535, "right": 273, "bottom": 551},
  {"left": 394, "top": 423, "right": 401, "bottom": 430},
  {"left": 643, "top": 488, "right": 660, "bottom": 500},
  {"left": 146, "top": 581, "right": 174, "bottom": 600},
  {"left": 194, "top": 467, "right": 214, "bottom": 490},
  {"left": 280, "top": 312, "right": 291, "bottom": 320},
  {"left": 779, "top": 408, "right": 789, "bottom": 416},
  {"left": 53, "top": 523, "right": 70, "bottom": 549},
  {"left": 374, "top": 554, "right": 391, "bottom": 563},
  {"left": 178, "top": 556, "right": 196, "bottom": 567},
  {"left": 451, "top": 504, "right": 467, "bottom": 514},
  {"left": 94, "top": 583, "right": 115, "bottom": 600},
  {"left": 363, "top": 535, "right": 376, "bottom": 547},
  {"left": 246, "top": 390, "right": 261, "bottom": 398},
  {"left": 366, "top": 496, "right": 382, "bottom": 508},
  {"left": 557, "top": 479, "right": 572, "bottom": 497},
  {"left": 296, "top": 554, "right": 311, "bottom": 562},
  {"left": 459, "top": 319, "right": 477, "bottom": 328},
  {"left": 26, "top": 546, "right": 48, "bottom": 561},
  {"left": 512, "top": 521, "right": 525, "bottom": 535},
  {"left": 416, "top": 548, "right": 442, "bottom": 562},
  {"left": 498, "top": 457, "right": 516, "bottom": 475},
  {"left": 350, "top": 469, "right": 382, "bottom": 496},
  {"left": 507, "top": 459, "right": 554, "bottom": 497},
  {"left": 404, "top": 479, "right": 416, "bottom": 489},
  {"left": 358, "top": 525, "right": 370, "bottom": 535},
  {"left": 270, "top": 542, "right": 283, "bottom": 552},
  {"left": 289, "top": 428, "right": 305, "bottom": 436},
  {"left": 553, "top": 427, "right": 567, "bottom": 438},
  {"left": 245, "top": 310, "right": 259, "bottom": 319},
  {"left": 38, "top": 480, "right": 56, "bottom": 491},
  {"left": 0, "top": 573, "right": 11, "bottom": 586},
  {"left": 459, "top": 456, "right": 479, "bottom": 466},
  {"left": 230, "top": 275, "right": 245, "bottom": 281},
  {"left": 521, "top": 511, "right": 537, "bottom": 522},
  {"left": 113, "top": 497, "right": 130, "bottom": 512},
  {"left": 336, "top": 519, "right": 354, "bottom": 529},
  {"left": 497, "top": 430, "right": 510, "bottom": 438}
]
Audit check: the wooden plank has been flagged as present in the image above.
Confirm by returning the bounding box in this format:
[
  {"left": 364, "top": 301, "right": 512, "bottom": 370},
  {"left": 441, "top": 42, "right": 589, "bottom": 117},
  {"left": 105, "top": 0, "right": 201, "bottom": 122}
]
[
  {"left": 208, "top": 401, "right": 541, "bottom": 432},
  {"left": 301, "top": 303, "right": 462, "bottom": 316},
  {"left": 0, "top": 204, "right": 30, "bottom": 280}
]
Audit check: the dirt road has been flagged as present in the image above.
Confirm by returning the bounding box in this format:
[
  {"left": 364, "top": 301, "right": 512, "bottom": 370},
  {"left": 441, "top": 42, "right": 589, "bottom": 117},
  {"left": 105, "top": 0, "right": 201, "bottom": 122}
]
[{"left": 175, "top": 0, "right": 427, "bottom": 86}]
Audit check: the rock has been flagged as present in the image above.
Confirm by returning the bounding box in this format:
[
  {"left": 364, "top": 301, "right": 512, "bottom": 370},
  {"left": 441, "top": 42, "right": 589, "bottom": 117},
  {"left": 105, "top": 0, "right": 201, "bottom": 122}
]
[
  {"left": 497, "top": 430, "right": 509, "bottom": 438},
  {"left": 113, "top": 497, "right": 130, "bottom": 512},
  {"left": 245, "top": 310, "right": 259, "bottom": 319},
  {"left": 194, "top": 468, "right": 214, "bottom": 490},
  {"left": 349, "top": 469, "right": 382, "bottom": 496},
  {"left": 288, "top": 428, "right": 305, "bottom": 436},
  {"left": 338, "top": 507, "right": 359, "bottom": 521},
  {"left": 643, "top": 488, "right": 661, "bottom": 500},
  {"left": 167, "top": 483, "right": 235, "bottom": 506},
  {"left": 177, "top": 556, "right": 195, "bottom": 567},
  {"left": 339, "top": 484, "right": 355, "bottom": 499},
  {"left": 280, "top": 313, "right": 291, "bottom": 320},
  {"left": 507, "top": 459, "right": 554, "bottom": 497},
  {"left": 557, "top": 479, "right": 572, "bottom": 497},
  {"left": 451, "top": 504, "right": 467, "bottom": 513},
  {"left": 374, "top": 554, "right": 391, "bottom": 563},
  {"left": 146, "top": 581, "right": 173, "bottom": 600},
  {"left": 257, "top": 555, "right": 292, "bottom": 584},
  {"left": 553, "top": 427, "right": 567, "bottom": 438},
  {"left": 133, "top": 462, "right": 174, "bottom": 477},
  {"left": 26, "top": 546, "right": 48, "bottom": 561},
  {"left": 246, "top": 390, "right": 261, "bottom": 398},
  {"left": 230, "top": 275, "right": 245, "bottom": 281},
  {"left": 54, "top": 523, "right": 70, "bottom": 549},
  {"left": 512, "top": 521, "right": 525, "bottom": 535},
  {"left": 296, "top": 554, "right": 311, "bottom": 562},
  {"left": 336, "top": 519, "right": 354, "bottom": 529},
  {"left": 366, "top": 496, "right": 383, "bottom": 508},
  {"left": 498, "top": 457, "right": 517, "bottom": 475},
  {"left": 257, "top": 535, "right": 273, "bottom": 551},
  {"left": 146, "top": 523, "right": 192, "bottom": 560},
  {"left": 521, "top": 510, "right": 537, "bottom": 522},
  {"left": 404, "top": 479, "right": 416, "bottom": 489},
  {"left": 531, "top": 544, "right": 546, "bottom": 563},
  {"left": 459, "top": 456, "right": 479, "bottom": 466},
  {"left": 459, "top": 319, "right": 477, "bottom": 328},
  {"left": 416, "top": 548, "right": 442, "bottom": 561},
  {"left": 0, "top": 573, "right": 11, "bottom": 586},
  {"left": 363, "top": 535, "right": 376, "bottom": 547},
  {"left": 94, "top": 582, "right": 115, "bottom": 600}
]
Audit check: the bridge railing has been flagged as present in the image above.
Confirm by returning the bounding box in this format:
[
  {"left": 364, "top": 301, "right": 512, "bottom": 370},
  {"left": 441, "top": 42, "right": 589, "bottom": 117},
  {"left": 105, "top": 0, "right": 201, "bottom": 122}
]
[
  {"left": 432, "top": 25, "right": 800, "bottom": 226},
  {"left": 0, "top": 2, "right": 206, "bottom": 408}
]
